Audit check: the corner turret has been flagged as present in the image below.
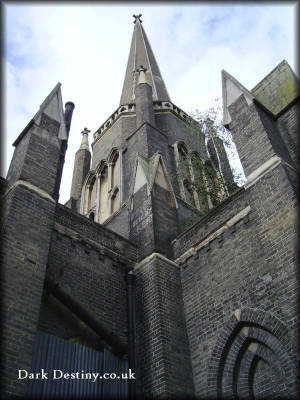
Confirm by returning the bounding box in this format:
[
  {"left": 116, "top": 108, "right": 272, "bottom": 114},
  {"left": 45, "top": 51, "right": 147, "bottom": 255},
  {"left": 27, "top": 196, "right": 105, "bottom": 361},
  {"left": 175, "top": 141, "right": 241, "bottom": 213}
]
[
  {"left": 69, "top": 128, "right": 91, "bottom": 210},
  {"left": 6, "top": 83, "right": 74, "bottom": 200}
]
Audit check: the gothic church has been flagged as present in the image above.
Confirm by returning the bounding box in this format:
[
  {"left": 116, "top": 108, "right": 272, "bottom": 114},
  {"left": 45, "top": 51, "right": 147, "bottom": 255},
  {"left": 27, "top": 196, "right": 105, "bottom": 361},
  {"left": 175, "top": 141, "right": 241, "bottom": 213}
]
[{"left": 1, "top": 15, "right": 299, "bottom": 399}]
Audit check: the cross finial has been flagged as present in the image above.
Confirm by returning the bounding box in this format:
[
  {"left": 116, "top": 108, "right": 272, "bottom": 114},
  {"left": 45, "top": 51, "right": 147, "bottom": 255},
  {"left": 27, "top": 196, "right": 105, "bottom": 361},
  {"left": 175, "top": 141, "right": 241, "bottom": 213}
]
[
  {"left": 133, "top": 14, "right": 142, "bottom": 24},
  {"left": 81, "top": 127, "right": 90, "bottom": 136},
  {"left": 136, "top": 65, "right": 147, "bottom": 74}
]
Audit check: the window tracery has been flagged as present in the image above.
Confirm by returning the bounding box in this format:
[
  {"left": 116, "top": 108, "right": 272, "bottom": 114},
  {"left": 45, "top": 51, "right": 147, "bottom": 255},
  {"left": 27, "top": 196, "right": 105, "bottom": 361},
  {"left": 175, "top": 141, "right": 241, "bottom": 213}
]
[
  {"left": 174, "top": 142, "right": 225, "bottom": 212},
  {"left": 83, "top": 150, "right": 122, "bottom": 223}
]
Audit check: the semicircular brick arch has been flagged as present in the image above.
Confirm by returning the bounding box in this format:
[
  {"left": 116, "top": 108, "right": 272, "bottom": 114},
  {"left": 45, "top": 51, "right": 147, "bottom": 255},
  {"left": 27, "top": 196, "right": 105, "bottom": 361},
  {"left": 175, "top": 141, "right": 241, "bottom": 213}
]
[{"left": 207, "top": 308, "right": 297, "bottom": 399}]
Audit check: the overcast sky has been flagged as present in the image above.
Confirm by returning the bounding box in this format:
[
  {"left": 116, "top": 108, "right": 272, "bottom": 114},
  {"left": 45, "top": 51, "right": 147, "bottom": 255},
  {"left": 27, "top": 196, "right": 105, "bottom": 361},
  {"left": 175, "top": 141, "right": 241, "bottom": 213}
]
[{"left": 3, "top": 2, "right": 297, "bottom": 203}]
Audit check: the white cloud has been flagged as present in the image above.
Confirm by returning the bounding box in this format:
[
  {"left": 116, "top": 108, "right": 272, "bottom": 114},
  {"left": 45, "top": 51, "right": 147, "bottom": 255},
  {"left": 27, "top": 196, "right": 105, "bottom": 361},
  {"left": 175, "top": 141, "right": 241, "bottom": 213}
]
[{"left": 3, "top": 3, "right": 297, "bottom": 203}]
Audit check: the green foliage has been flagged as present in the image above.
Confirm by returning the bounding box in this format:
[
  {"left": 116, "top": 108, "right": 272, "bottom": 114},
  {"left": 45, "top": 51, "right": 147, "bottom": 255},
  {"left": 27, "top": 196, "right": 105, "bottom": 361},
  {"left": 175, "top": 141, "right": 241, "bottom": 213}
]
[
  {"left": 190, "top": 98, "right": 246, "bottom": 186},
  {"left": 175, "top": 98, "right": 246, "bottom": 231}
]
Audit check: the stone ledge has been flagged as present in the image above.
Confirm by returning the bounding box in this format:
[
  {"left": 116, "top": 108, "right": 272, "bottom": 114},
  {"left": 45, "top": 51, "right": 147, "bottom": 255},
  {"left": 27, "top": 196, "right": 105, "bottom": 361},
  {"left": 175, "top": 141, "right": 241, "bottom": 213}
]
[
  {"left": 54, "top": 222, "right": 135, "bottom": 265},
  {"left": 1, "top": 180, "right": 56, "bottom": 203},
  {"left": 134, "top": 252, "right": 179, "bottom": 271},
  {"left": 175, "top": 206, "right": 251, "bottom": 266},
  {"left": 244, "top": 156, "right": 281, "bottom": 189}
]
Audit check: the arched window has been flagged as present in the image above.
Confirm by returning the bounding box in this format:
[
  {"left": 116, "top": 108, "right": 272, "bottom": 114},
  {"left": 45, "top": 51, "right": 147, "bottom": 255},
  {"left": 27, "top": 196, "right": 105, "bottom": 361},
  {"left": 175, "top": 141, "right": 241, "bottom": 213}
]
[
  {"left": 175, "top": 143, "right": 196, "bottom": 207},
  {"left": 109, "top": 151, "right": 121, "bottom": 215},
  {"left": 178, "top": 143, "right": 190, "bottom": 180},
  {"left": 83, "top": 150, "right": 122, "bottom": 223},
  {"left": 111, "top": 152, "right": 120, "bottom": 190},
  {"left": 99, "top": 165, "right": 109, "bottom": 223}
]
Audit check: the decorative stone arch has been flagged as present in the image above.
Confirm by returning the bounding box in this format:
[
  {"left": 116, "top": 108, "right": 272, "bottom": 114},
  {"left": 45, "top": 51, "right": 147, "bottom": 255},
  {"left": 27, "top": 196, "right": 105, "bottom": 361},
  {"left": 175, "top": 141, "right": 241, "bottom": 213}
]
[
  {"left": 94, "top": 159, "right": 108, "bottom": 176},
  {"left": 188, "top": 151, "right": 204, "bottom": 170},
  {"left": 207, "top": 308, "right": 297, "bottom": 399},
  {"left": 83, "top": 155, "right": 122, "bottom": 223},
  {"left": 177, "top": 140, "right": 190, "bottom": 155},
  {"left": 107, "top": 147, "right": 121, "bottom": 164},
  {"left": 189, "top": 150, "right": 202, "bottom": 159}
]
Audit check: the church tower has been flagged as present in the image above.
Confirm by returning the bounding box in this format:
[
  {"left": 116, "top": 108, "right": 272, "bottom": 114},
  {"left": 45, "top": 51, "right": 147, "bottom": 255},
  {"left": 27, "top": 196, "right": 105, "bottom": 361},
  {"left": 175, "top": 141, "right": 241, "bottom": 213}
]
[
  {"left": 67, "top": 18, "right": 236, "bottom": 396},
  {"left": 1, "top": 13, "right": 298, "bottom": 400},
  {"left": 69, "top": 14, "right": 231, "bottom": 258}
]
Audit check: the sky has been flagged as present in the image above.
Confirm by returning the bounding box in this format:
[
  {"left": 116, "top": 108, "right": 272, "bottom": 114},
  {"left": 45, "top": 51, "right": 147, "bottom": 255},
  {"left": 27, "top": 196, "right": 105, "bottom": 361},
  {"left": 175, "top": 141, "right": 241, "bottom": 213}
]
[{"left": 3, "top": 2, "right": 298, "bottom": 204}]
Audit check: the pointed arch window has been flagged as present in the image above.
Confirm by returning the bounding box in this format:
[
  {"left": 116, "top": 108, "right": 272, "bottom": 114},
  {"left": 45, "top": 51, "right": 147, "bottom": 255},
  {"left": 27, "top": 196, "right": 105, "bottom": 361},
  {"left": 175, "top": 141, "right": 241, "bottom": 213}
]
[
  {"left": 111, "top": 152, "right": 120, "bottom": 189},
  {"left": 109, "top": 150, "right": 121, "bottom": 216},
  {"left": 99, "top": 164, "right": 109, "bottom": 223},
  {"left": 174, "top": 142, "right": 196, "bottom": 207},
  {"left": 178, "top": 143, "right": 190, "bottom": 180},
  {"left": 83, "top": 150, "right": 122, "bottom": 223}
]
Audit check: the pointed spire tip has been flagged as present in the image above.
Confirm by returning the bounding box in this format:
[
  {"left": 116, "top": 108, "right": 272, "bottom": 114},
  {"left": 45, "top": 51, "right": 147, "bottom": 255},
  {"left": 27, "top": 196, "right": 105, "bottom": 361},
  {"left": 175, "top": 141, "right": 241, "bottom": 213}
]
[{"left": 120, "top": 13, "right": 170, "bottom": 105}]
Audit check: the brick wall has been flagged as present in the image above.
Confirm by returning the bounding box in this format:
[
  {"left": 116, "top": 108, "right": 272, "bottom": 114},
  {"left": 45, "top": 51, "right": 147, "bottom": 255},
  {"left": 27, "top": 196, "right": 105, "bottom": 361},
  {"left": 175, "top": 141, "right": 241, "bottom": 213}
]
[
  {"left": 39, "top": 203, "right": 138, "bottom": 349},
  {"left": 173, "top": 163, "right": 298, "bottom": 398},
  {"left": 228, "top": 95, "right": 276, "bottom": 177},
  {"left": 135, "top": 254, "right": 195, "bottom": 398},
  {"left": 129, "top": 185, "right": 155, "bottom": 259},
  {"left": 152, "top": 183, "right": 178, "bottom": 259},
  {"left": 1, "top": 184, "right": 57, "bottom": 398},
  {"left": 277, "top": 101, "right": 299, "bottom": 167},
  {"left": 104, "top": 203, "right": 130, "bottom": 239},
  {"left": 176, "top": 197, "right": 203, "bottom": 233},
  {"left": 6, "top": 125, "right": 31, "bottom": 186},
  {"left": 256, "top": 104, "right": 294, "bottom": 166},
  {"left": 55, "top": 204, "right": 137, "bottom": 261},
  {"left": 6, "top": 116, "right": 62, "bottom": 197}
]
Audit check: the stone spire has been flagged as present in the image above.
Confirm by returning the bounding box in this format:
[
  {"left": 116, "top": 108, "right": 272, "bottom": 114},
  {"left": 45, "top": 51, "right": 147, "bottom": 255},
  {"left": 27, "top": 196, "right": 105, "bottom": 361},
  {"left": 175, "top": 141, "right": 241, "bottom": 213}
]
[
  {"left": 135, "top": 65, "right": 155, "bottom": 126},
  {"left": 119, "top": 14, "right": 171, "bottom": 105}
]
